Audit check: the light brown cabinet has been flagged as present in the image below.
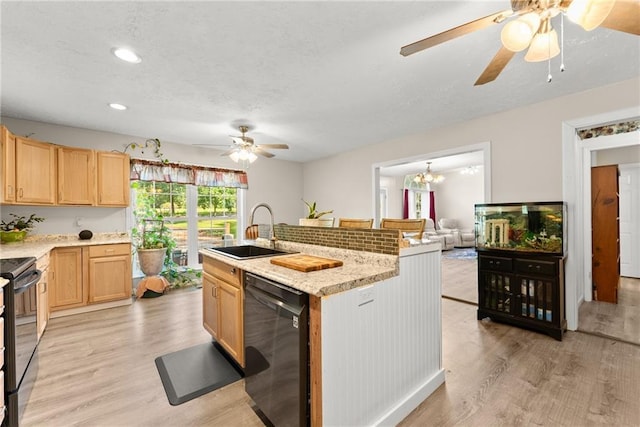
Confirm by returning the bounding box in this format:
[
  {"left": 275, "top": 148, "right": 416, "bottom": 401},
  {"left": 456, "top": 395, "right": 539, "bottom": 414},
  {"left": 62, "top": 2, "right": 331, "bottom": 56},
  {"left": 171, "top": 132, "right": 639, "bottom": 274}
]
[
  {"left": 88, "top": 244, "right": 132, "bottom": 303},
  {"left": 96, "top": 151, "right": 130, "bottom": 207},
  {"left": 50, "top": 247, "right": 86, "bottom": 310},
  {"left": 57, "top": 146, "right": 94, "bottom": 205},
  {"left": 36, "top": 253, "right": 50, "bottom": 340},
  {"left": 1, "top": 125, "right": 16, "bottom": 203},
  {"left": 15, "top": 136, "right": 57, "bottom": 204},
  {"left": 50, "top": 244, "right": 132, "bottom": 311},
  {"left": 202, "top": 256, "right": 244, "bottom": 366},
  {"left": 0, "top": 126, "right": 130, "bottom": 207}
]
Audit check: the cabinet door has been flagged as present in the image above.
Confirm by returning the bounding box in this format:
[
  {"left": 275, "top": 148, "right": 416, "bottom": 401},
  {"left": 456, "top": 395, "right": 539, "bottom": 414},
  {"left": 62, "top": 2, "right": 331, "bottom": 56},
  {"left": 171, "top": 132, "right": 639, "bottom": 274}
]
[
  {"left": 202, "top": 272, "right": 219, "bottom": 339},
  {"left": 218, "top": 279, "right": 244, "bottom": 366},
  {"left": 15, "top": 137, "right": 57, "bottom": 204},
  {"left": 1, "top": 125, "right": 16, "bottom": 203},
  {"left": 96, "top": 151, "right": 130, "bottom": 206},
  {"left": 88, "top": 254, "right": 132, "bottom": 303},
  {"left": 58, "top": 146, "right": 94, "bottom": 205},
  {"left": 50, "top": 247, "right": 86, "bottom": 310},
  {"left": 36, "top": 267, "right": 49, "bottom": 340}
]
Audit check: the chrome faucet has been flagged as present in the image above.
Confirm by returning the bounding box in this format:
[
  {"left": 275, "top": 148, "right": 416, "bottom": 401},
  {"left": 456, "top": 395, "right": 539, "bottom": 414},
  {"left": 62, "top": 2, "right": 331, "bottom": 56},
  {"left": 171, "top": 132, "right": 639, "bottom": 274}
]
[{"left": 249, "top": 203, "right": 277, "bottom": 249}]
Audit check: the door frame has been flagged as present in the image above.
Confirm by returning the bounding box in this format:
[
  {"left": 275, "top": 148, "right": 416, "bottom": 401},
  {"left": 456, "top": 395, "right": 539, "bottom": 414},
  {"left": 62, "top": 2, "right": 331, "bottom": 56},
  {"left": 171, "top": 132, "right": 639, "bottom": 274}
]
[{"left": 562, "top": 107, "right": 640, "bottom": 330}]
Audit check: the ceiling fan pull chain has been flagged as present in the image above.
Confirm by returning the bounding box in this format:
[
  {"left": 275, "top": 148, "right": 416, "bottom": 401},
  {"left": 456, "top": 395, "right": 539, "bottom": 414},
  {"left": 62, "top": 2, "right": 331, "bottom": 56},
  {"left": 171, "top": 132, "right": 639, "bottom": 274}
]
[
  {"left": 547, "top": 42, "right": 552, "bottom": 83},
  {"left": 560, "top": 13, "right": 565, "bottom": 72}
]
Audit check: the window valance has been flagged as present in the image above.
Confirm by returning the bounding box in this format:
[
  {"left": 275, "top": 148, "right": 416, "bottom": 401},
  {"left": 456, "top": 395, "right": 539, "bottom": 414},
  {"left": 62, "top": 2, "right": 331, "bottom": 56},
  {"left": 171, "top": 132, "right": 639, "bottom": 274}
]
[{"left": 129, "top": 159, "right": 248, "bottom": 189}]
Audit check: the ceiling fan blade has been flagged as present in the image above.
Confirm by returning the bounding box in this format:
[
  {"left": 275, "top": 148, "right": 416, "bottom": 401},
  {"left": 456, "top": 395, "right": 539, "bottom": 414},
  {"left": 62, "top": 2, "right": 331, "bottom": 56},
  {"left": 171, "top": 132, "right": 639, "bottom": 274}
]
[
  {"left": 474, "top": 46, "right": 516, "bottom": 86},
  {"left": 400, "top": 9, "right": 514, "bottom": 56},
  {"left": 257, "top": 143, "right": 289, "bottom": 149},
  {"left": 253, "top": 147, "right": 275, "bottom": 158},
  {"left": 599, "top": 0, "right": 640, "bottom": 35}
]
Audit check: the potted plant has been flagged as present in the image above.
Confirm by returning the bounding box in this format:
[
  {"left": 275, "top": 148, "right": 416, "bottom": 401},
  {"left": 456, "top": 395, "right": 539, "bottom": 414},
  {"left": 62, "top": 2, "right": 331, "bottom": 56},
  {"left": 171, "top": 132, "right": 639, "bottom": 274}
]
[
  {"left": 299, "top": 200, "right": 334, "bottom": 227},
  {"left": 0, "top": 213, "right": 45, "bottom": 243},
  {"left": 132, "top": 187, "right": 201, "bottom": 293}
]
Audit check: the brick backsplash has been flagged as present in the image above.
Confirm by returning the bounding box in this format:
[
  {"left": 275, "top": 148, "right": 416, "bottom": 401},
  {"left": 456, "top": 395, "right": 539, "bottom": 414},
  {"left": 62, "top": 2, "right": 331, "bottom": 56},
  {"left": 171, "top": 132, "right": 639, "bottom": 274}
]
[{"left": 273, "top": 224, "right": 400, "bottom": 255}]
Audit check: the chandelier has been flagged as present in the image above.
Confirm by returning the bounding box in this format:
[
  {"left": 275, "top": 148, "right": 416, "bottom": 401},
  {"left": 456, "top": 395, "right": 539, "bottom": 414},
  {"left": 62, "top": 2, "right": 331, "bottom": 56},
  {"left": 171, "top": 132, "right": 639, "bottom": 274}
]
[{"left": 414, "top": 162, "right": 445, "bottom": 184}]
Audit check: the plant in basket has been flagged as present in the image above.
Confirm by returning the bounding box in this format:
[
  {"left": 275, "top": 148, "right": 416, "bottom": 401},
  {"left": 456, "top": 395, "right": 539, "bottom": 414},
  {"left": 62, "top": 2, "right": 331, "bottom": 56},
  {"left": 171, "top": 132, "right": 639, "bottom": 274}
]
[{"left": 0, "top": 213, "right": 45, "bottom": 243}]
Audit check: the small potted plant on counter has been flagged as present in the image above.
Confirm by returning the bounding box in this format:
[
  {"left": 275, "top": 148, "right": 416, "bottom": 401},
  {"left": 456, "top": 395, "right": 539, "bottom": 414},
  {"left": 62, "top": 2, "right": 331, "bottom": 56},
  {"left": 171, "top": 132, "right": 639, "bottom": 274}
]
[
  {"left": 0, "top": 213, "right": 45, "bottom": 243},
  {"left": 299, "top": 200, "right": 334, "bottom": 227}
]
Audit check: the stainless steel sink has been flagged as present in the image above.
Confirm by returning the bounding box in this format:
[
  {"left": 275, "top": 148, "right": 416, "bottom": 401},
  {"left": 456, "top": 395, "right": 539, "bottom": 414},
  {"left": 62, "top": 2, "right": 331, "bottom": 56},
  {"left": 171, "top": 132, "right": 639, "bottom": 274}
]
[{"left": 205, "top": 245, "right": 290, "bottom": 260}]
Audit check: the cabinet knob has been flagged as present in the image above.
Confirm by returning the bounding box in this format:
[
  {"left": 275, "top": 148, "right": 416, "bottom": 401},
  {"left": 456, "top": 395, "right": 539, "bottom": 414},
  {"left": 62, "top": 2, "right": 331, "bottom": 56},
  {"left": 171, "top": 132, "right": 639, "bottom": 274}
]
[
  {"left": 19, "top": 188, "right": 24, "bottom": 197},
  {"left": 7, "top": 185, "right": 13, "bottom": 195},
  {"left": 230, "top": 267, "right": 236, "bottom": 275}
]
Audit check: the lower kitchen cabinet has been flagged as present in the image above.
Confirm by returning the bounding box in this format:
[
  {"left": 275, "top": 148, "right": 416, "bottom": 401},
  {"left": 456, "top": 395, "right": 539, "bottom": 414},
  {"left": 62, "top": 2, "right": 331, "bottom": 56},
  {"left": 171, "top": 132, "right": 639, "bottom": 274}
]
[
  {"left": 88, "top": 244, "right": 132, "bottom": 303},
  {"left": 202, "top": 256, "right": 244, "bottom": 367},
  {"left": 50, "top": 247, "right": 86, "bottom": 310},
  {"left": 477, "top": 250, "right": 566, "bottom": 340},
  {"left": 50, "top": 244, "right": 132, "bottom": 312},
  {"left": 36, "top": 253, "right": 50, "bottom": 340}
]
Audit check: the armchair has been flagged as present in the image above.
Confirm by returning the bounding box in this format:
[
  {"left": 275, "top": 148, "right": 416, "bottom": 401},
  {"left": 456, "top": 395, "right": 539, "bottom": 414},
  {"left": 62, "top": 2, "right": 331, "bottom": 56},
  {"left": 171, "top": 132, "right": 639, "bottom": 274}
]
[
  {"left": 438, "top": 218, "right": 475, "bottom": 248},
  {"left": 423, "top": 218, "right": 455, "bottom": 250}
]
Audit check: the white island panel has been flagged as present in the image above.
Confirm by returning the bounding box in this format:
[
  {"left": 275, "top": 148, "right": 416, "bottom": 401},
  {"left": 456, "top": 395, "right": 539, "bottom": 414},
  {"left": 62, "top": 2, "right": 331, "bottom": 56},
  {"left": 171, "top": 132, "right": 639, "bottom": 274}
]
[{"left": 321, "top": 248, "right": 444, "bottom": 426}]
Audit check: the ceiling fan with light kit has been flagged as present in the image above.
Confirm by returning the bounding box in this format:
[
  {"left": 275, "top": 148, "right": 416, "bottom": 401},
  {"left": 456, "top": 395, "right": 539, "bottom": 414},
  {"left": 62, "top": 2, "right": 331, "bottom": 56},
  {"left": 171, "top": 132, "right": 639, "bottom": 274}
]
[
  {"left": 196, "top": 125, "right": 289, "bottom": 164},
  {"left": 400, "top": 0, "right": 640, "bottom": 85}
]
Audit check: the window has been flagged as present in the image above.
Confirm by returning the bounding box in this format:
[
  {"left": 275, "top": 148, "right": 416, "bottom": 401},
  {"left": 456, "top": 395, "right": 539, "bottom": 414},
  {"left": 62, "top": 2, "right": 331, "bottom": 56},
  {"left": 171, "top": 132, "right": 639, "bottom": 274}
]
[{"left": 132, "top": 182, "right": 239, "bottom": 268}]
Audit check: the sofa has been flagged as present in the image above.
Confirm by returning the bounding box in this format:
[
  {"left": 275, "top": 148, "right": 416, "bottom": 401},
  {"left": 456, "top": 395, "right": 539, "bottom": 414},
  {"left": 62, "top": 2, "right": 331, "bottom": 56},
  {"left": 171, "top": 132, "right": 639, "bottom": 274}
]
[
  {"left": 438, "top": 218, "right": 475, "bottom": 248},
  {"left": 423, "top": 218, "right": 455, "bottom": 250}
]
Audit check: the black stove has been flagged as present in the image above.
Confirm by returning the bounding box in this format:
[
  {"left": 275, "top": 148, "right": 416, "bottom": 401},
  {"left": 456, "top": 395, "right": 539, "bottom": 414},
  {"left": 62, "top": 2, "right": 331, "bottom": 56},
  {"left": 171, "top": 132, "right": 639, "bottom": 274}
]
[{"left": 0, "top": 256, "right": 37, "bottom": 279}]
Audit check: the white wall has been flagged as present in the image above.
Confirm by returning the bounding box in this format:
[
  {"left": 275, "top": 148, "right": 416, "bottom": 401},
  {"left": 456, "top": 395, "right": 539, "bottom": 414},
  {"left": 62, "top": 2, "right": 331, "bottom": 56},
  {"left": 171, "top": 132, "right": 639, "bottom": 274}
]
[
  {"left": 594, "top": 144, "right": 640, "bottom": 166},
  {"left": 0, "top": 117, "right": 304, "bottom": 235},
  {"left": 302, "top": 77, "right": 640, "bottom": 219},
  {"left": 433, "top": 166, "right": 484, "bottom": 231},
  {"left": 379, "top": 175, "right": 403, "bottom": 219}
]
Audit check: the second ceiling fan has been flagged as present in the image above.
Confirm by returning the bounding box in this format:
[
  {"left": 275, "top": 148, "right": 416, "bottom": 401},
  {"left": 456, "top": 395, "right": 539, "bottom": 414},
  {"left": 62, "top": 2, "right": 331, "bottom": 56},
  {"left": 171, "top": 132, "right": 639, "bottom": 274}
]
[
  {"left": 400, "top": 0, "right": 640, "bottom": 85},
  {"left": 197, "top": 125, "right": 289, "bottom": 164}
]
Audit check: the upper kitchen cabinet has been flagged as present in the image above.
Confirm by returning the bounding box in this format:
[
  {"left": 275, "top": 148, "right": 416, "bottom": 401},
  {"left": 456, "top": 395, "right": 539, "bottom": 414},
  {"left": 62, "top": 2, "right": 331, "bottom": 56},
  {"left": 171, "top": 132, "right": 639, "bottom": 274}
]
[
  {"left": 15, "top": 136, "right": 57, "bottom": 204},
  {"left": 96, "top": 152, "right": 130, "bottom": 207},
  {"left": 1, "top": 125, "right": 16, "bottom": 203},
  {"left": 57, "top": 146, "right": 94, "bottom": 205}
]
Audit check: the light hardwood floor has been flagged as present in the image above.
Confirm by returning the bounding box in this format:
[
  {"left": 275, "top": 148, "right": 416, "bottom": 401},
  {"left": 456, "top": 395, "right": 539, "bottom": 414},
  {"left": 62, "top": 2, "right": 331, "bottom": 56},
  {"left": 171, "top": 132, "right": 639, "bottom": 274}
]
[
  {"left": 23, "top": 285, "right": 640, "bottom": 426},
  {"left": 578, "top": 276, "right": 640, "bottom": 345},
  {"left": 441, "top": 256, "right": 477, "bottom": 305}
]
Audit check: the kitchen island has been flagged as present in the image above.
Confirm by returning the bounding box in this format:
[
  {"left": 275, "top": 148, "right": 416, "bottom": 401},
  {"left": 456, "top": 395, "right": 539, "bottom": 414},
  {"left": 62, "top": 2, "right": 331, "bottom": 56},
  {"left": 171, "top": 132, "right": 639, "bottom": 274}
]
[{"left": 200, "top": 237, "right": 444, "bottom": 426}]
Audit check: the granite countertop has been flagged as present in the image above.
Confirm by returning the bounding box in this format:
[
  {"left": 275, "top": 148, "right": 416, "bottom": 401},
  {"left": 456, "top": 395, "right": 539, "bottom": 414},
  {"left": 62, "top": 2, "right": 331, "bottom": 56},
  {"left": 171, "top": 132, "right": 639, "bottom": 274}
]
[
  {"left": 199, "top": 239, "right": 440, "bottom": 297},
  {"left": 0, "top": 233, "right": 131, "bottom": 260}
]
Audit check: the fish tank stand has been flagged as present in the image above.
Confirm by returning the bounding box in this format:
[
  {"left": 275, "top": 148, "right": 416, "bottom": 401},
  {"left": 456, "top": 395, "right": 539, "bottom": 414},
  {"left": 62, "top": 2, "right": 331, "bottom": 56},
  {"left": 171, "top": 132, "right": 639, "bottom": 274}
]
[{"left": 475, "top": 202, "right": 567, "bottom": 340}]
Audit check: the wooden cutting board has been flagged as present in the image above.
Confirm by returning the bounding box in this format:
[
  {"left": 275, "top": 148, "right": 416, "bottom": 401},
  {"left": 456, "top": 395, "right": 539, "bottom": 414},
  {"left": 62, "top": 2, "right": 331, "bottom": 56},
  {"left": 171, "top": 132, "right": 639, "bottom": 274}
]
[{"left": 270, "top": 254, "right": 343, "bottom": 272}]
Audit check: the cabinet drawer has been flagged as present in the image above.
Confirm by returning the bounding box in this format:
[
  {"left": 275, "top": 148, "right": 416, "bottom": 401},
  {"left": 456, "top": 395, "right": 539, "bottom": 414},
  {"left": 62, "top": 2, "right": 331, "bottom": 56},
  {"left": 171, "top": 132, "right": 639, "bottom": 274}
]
[
  {"left": 203, "top": 257, "right": 242, "bottom": 287},
  {"left": 515, "top": 259, "right": 556, "bottom": 276},
  {"left": 479, "top": 255, "right": 512, "bottom": 272},
  {"left": 89, "top": 243, "right": 130, "bottom": 258}
]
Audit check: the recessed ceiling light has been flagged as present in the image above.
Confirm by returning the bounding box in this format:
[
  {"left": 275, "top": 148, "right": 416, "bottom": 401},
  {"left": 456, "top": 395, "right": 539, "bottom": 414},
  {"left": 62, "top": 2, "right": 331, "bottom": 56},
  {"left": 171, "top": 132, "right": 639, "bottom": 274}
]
[
  {"left": 109, "top": 103, "right": 127, "bottom": 110},
  {"left": 112, "top": 47, "right": 142, "bottom": 63}
]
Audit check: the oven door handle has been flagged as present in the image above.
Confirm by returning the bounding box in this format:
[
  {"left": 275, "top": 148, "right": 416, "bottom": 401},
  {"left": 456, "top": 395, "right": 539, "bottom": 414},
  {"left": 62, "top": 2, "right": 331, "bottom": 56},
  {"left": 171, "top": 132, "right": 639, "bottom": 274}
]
[{"left": 14, "top": 269, "right": 42, "bottom": 294}]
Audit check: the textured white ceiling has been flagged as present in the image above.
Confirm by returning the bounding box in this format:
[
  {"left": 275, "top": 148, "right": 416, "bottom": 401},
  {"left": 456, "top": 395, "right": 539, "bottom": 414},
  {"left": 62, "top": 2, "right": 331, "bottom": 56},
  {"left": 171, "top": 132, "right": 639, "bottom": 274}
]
[{"left": 1, "top": 1, "right": 638, "bottom": 163}]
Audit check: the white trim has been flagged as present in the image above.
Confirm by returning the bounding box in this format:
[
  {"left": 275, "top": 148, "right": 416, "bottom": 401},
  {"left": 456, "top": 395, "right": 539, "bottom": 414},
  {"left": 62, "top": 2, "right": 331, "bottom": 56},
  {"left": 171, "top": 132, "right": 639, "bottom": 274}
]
[{"left": 562, "top": 107, "right": 640, "bottom": 331}]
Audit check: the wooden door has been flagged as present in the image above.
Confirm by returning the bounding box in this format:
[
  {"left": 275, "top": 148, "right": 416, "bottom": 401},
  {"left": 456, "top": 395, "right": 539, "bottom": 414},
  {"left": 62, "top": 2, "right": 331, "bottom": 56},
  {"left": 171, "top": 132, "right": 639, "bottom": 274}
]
[
  {"left": 591, "top": 165, "right": 620, "bottom": 303},
  {"left": 202, "top": 272, "right": 218, "bottom": 339},
  {"left": 1, "top": 125, "right": 16, "bottom": 203},
  {"left": 96, "top": 151, "right": 130, "bottom": 206},
  {"left": 15, "top": 137, "right": 57, "bottom": 204},
  {"left": 58, "top": 147, "right": 94, "bottom": 205},
  {"left": 51, "top": 247, "right": 86, "bottom": 310}
]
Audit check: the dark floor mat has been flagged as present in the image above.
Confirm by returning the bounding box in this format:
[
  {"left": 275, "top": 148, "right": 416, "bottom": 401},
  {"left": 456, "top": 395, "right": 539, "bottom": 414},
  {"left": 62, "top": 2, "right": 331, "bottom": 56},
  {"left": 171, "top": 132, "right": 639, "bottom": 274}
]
[{"left": 155, "top": 342, "right": 243, "bottom": 405}]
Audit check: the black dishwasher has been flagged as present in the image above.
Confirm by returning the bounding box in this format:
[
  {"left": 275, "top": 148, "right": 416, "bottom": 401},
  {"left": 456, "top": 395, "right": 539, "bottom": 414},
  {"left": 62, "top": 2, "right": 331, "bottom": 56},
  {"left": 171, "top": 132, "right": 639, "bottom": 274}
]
[{"left": 244, "top": 272, "right": 309, "bottom": 427}]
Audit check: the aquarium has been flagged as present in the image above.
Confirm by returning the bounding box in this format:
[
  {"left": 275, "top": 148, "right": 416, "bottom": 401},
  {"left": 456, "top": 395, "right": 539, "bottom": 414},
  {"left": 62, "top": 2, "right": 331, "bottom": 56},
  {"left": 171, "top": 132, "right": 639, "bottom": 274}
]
[{"left": 474, "top": 201, "right": 566, "bottom": 255}]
